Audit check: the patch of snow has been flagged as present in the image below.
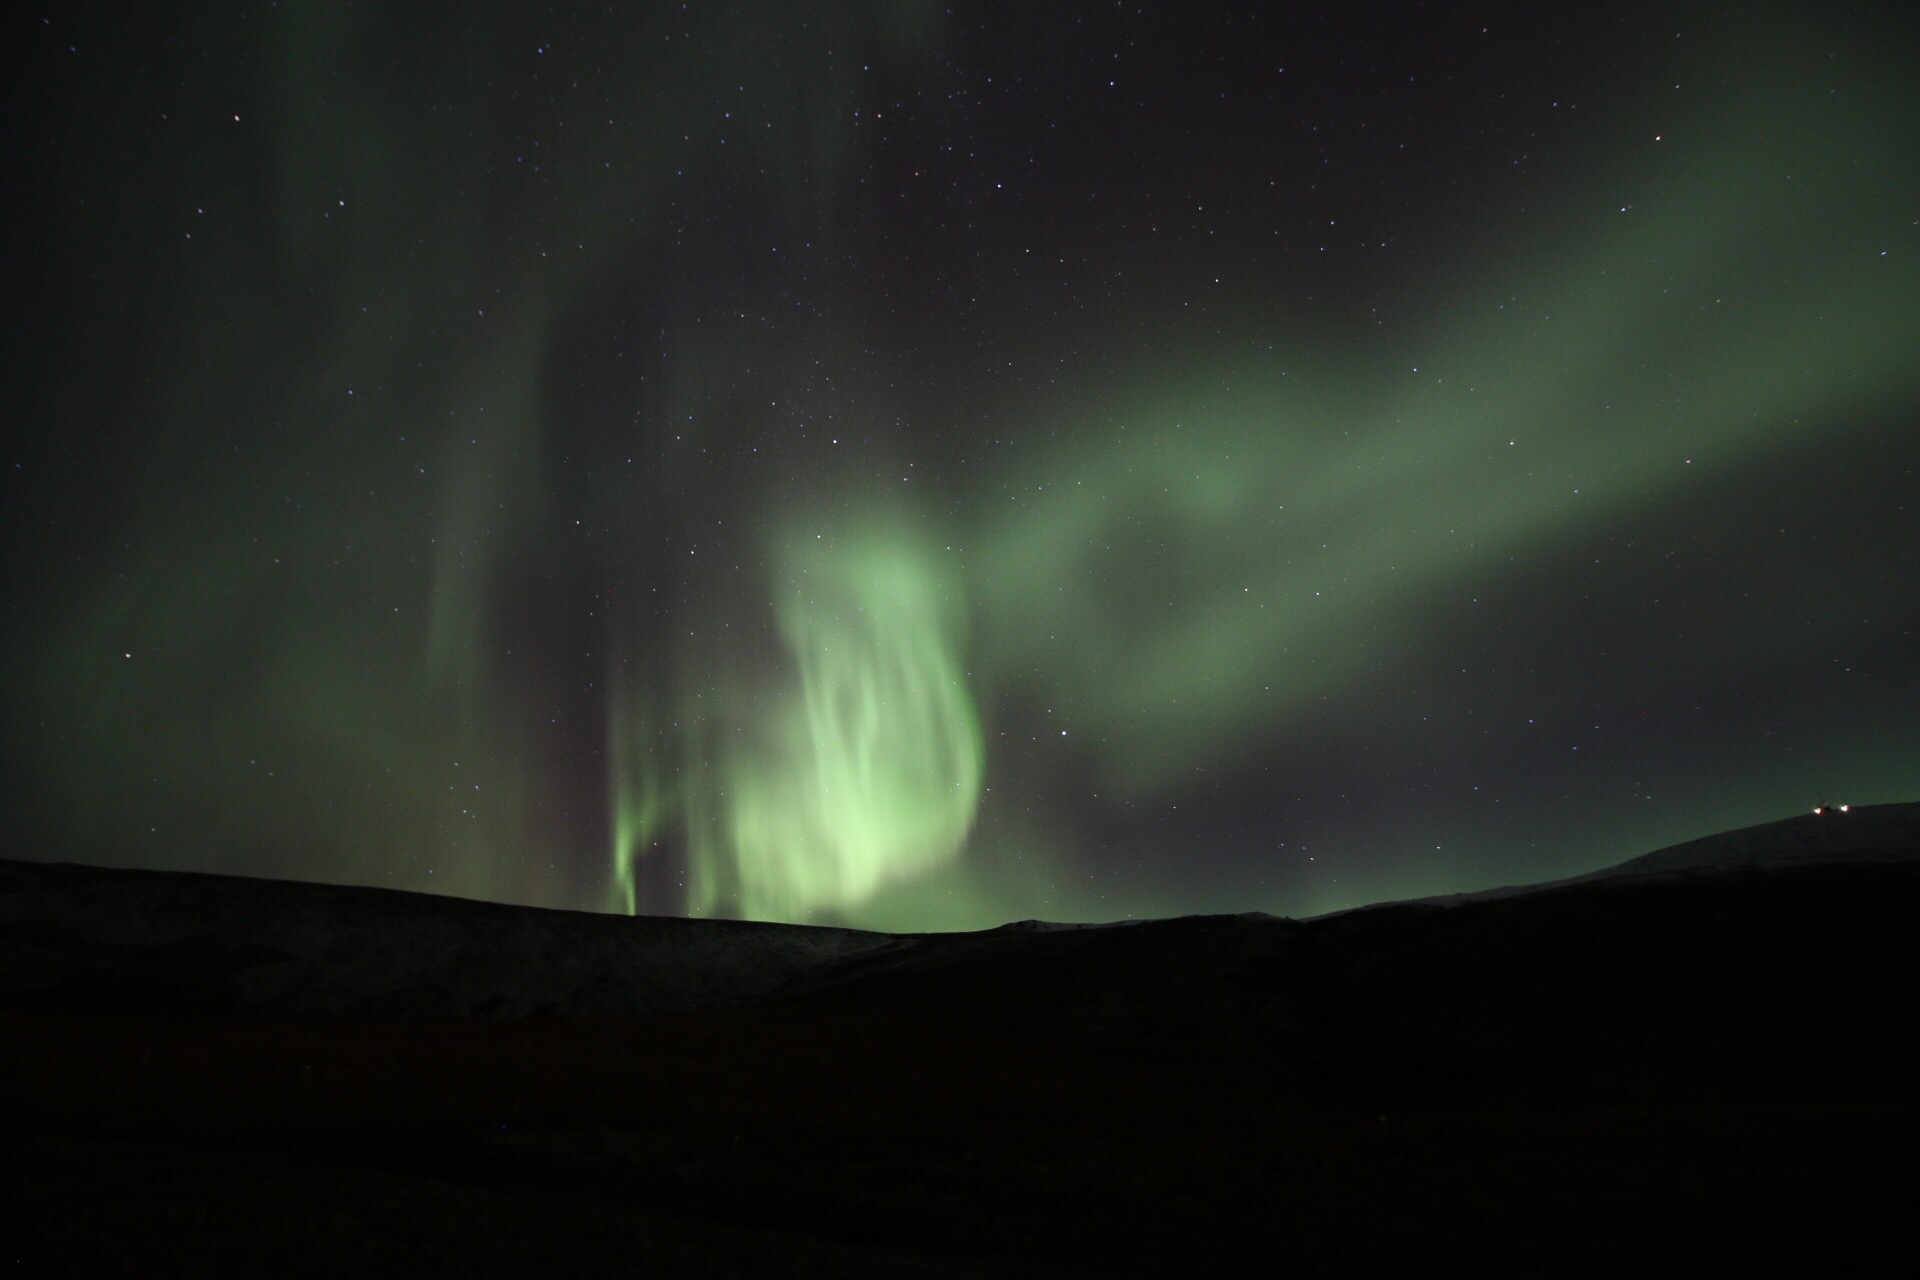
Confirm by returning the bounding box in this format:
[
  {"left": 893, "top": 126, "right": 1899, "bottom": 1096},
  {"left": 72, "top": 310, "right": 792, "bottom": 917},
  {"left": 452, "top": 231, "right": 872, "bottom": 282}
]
[{"left": 991, "top": 918, "right": 1146, "bottom": 933}]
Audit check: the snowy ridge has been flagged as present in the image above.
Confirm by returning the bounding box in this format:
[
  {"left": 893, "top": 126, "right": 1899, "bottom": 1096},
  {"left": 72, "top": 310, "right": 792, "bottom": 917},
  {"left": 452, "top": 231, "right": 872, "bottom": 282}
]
[
  {"left": 1358, "top": 801, "right": 1920, "bottom": 916},
  {"left": 1586, "top": 801, "right": 1920, "bottom": 880},
  {"left": 991, "top": 910, "right": 1285, "bottom": 933},
  {"left": 990, "top": 917, "right": 1150, "bottom": 933}
]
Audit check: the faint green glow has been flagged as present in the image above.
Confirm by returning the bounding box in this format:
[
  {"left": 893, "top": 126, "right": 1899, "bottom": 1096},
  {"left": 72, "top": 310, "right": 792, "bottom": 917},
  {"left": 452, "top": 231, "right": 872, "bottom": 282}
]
[
  {"left": 11, "top": 9, "right": 1916, "bottom": 930},
  {"left": 965, "top": 35, "right": 1920, "bottom": 809},
  {"left": 5, "top": 1, "right": 969, "bottom": 916}
]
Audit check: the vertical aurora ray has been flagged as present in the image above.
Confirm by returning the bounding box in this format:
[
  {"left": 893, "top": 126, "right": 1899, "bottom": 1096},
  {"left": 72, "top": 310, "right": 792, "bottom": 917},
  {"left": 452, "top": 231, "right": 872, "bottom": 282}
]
[
  {"left": 611, "top": 518, "right": 984, "bottom": 923},
  {"left": 606, "top": 657, "right": 669, "bottom": 918},
  {"left": 726, "top": 526, "right": 983, "bottom": 919},
  {"left": 606, "top": 514, "right": 983, "bottom": 924}
]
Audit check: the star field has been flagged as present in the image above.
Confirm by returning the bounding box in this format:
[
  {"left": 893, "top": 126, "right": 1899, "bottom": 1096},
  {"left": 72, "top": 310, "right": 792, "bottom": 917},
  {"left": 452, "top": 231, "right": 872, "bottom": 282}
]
[{"left": 5, "top": 2, "right": 1917, "bottom": 928}]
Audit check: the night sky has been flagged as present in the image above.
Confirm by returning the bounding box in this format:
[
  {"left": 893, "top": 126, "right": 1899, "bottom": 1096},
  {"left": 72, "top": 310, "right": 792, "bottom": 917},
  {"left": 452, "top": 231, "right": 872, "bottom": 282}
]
[{"left": 8, "top": 2, "right": 1917, "bottom": 930}]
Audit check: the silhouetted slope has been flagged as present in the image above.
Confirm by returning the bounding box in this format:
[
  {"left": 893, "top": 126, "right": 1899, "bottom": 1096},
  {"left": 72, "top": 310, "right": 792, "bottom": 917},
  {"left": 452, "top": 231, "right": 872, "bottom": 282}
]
[
  {"left": 0, "top": 857, "right": 890, "bottom": 1019},
  {"left": 3, "top": 810, "right": 1918, "bottom": 1275}
]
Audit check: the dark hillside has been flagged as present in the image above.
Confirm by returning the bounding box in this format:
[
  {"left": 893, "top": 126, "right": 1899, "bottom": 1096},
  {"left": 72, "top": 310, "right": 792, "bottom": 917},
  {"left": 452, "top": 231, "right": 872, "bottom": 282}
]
[{"left": 4, "top": 850, "right": 1917, "bottom": 1275}]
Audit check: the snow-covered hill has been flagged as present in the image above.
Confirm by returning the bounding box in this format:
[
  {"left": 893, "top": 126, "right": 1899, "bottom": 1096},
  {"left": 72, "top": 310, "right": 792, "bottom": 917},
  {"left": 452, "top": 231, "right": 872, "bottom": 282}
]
[
  {"left": 1581, "top": 801, "right": 1920, "bottom": 881},
  {"left": 1359, "top": 801, "right": 1920, "bottom": 915}
]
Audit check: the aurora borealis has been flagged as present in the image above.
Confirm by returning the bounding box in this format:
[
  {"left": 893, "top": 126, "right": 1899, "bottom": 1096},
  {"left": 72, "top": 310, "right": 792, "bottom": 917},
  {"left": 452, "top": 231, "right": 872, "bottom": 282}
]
[{"left": 7, "top": 2, "right": 1917, "bottom": 929}]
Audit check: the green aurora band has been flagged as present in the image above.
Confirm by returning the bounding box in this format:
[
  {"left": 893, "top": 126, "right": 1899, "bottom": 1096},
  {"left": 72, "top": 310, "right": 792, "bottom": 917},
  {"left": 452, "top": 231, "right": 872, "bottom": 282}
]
[
  {"left": 8, "top": 7, "right": 1917, "bottom": 927},
  {"left": 720, "top": 525, "right": 980, "bottom": 919},
  {"left": 607, "top": 519, "right": 982, "bottom": 920}
]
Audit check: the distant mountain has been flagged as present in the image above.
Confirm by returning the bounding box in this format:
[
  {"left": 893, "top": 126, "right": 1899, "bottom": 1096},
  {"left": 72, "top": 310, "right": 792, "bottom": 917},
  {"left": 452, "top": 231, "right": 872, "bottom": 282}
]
[
  {"left": 1581, "top": 800, "right": 1920, "bottom": 881},
  {"left": 1350, "top": 800, "right": 1920, "bottom": 914}
]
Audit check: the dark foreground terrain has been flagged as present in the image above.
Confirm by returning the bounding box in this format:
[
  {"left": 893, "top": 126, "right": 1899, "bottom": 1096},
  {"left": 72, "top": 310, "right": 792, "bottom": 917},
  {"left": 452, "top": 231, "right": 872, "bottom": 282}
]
[{"left": 4, "top": 816, "right": 1918, "bottom": 1275}]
